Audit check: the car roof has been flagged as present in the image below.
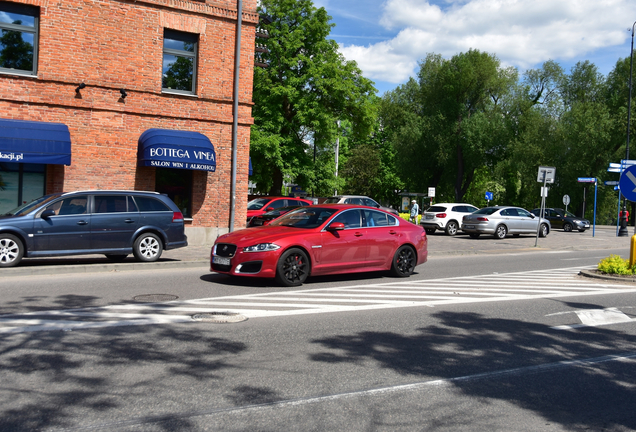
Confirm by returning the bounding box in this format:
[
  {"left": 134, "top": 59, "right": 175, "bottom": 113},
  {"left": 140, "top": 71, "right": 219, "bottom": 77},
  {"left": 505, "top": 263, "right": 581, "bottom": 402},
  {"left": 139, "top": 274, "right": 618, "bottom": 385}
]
[
  {"left": 61, "top": 190, "right": 161, "bottom": 196},
  {"left": 427, "top": 203, "right": 476, "bottom": 206}
]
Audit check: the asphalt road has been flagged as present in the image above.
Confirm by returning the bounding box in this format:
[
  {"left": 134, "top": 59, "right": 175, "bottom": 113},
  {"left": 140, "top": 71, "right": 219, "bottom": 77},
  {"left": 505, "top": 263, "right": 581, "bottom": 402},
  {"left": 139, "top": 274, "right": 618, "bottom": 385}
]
[{"left": 1, "top": 228, "right": 636, "bottom": 431}]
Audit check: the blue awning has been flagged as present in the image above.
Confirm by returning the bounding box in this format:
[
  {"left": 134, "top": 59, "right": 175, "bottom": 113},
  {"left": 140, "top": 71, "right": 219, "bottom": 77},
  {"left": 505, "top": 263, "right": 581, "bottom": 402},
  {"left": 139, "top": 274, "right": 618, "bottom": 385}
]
[
  {"left": 138, "top": 129, "right": 216, "bottom": 172},
  {"left": 0, "top": 119, "right": 71, "bottom": 165}
]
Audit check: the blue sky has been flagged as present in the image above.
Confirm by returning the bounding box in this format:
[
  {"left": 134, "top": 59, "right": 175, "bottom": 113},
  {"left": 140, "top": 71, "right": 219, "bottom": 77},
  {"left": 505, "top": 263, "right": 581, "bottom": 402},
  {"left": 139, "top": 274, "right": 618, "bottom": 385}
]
[{"left": 314, "top": 0, "right": 636, "bottom": 95}]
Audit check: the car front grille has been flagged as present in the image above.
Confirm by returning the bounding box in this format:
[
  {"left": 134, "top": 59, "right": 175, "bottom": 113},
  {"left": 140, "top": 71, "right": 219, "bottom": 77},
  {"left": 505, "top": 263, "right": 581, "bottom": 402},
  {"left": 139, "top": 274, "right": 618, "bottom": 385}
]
[{"left": 215, "top": 243, "right": 237, "bottom": 257}]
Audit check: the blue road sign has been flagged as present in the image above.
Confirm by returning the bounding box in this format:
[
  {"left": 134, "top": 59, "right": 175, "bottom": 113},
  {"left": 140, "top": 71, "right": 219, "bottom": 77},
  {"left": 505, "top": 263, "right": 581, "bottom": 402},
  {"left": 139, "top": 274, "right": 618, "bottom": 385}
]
[
  {"left": 577, "top": 177, "right": 596, "bottom": 183},
  {"left": 485, "top": 191, "right": 493, "bottom": 201},
  {"left": 619, "top": 164, "right": 636, "bottom": 201},
  {"left": 604, "top": 180, "right": 619, "bottom": 186}
]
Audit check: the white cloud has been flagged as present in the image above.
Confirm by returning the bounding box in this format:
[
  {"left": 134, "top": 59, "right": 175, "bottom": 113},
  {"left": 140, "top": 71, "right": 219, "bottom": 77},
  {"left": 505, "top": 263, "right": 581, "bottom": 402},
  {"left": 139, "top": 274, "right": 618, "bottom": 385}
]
[{"left": 339, "top": 0, "right": 636, "bottom": 84}]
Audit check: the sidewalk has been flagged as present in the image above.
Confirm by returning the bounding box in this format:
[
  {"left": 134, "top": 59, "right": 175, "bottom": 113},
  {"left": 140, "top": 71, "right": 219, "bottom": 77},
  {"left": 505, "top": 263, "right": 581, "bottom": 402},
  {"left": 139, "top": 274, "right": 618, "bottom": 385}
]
[{"left": 1, "top": 224, "right": 632, "bottom": 277}]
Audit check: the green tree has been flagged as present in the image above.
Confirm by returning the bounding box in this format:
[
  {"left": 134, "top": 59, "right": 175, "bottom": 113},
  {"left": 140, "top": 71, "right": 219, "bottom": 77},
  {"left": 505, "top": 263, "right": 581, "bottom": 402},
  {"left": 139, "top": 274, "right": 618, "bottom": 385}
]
[
  {"left": 0, "top": 23, "right": 33, "bottom": 70},
  {"left": 250, "top": 0, "right": 376, "bottom": 196},
  {"left": 381, "top": 50, "right": 515, "bottom": 203}
]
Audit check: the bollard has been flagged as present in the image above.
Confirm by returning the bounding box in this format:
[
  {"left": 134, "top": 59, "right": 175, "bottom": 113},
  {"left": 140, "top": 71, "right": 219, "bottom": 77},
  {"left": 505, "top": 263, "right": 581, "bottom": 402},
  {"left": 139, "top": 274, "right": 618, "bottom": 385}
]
[{"left": 631, "top": 235, "right": 636, "bottom": 267}]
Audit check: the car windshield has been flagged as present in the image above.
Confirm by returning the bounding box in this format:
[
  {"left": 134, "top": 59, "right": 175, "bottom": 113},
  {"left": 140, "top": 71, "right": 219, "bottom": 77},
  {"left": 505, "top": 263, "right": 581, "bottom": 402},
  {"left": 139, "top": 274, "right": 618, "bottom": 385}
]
[
  {"left": 268, "top": 207, "right": 339, "bottom": 229},
  {"left": 247, "top": 198, "right": 272, "bottom": 210},
  {"left": 473, "top": 207, "right": 499, "bottom": 215},
  {"left": 263, "top": 205, "right": 299, "bottom": 216},
  {"left": 4, "top": 194, "right": 59, "bottom": 216},
  {"left": 323, "top": 197, "right": 341, "bottom": 204},
  {"left": 563, "top": 209, "right": 578, "bottom": 218}
]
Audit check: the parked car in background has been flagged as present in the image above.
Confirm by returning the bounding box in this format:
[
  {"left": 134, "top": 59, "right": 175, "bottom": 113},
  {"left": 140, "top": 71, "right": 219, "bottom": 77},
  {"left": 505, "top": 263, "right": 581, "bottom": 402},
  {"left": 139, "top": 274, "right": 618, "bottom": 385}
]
[
  {"left": 322, "top": 195, "right": 399, "bottom": 216},
  {"left": 420, "top": 203, "right": 479, "bottom": 235},
  {"left": 530, "top": 208, "right": 590, "bottom": 232},
  {"left": 246, "top": 197, "right": 313, "bottom": 225},
  {"left": 0, "top": 190, "right": 187, "bottom": 267},
  {"left": 212, "top": 205, "right": 427, "bottom": 286},
  {"left": 461, "top": 206, "right": 550, "bottom": 239},
  {"left": 247, "top": 205, "right": 301, "bottom": 227}
]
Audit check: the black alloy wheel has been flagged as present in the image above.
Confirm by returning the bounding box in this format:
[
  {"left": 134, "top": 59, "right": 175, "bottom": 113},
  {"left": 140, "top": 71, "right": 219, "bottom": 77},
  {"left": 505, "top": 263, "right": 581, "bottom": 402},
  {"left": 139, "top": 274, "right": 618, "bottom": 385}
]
[
  {"left": 391, "top": 245, "right": 416, "bottom": 277},
  {"left": 563, "top": 222, "right": 573, "bottom": 232},
  {"left": 275, "top": 248, "right": 309, "bottom": 287},
  {"left": 539, "top": 223, "right": 549, "bottom": 237}
]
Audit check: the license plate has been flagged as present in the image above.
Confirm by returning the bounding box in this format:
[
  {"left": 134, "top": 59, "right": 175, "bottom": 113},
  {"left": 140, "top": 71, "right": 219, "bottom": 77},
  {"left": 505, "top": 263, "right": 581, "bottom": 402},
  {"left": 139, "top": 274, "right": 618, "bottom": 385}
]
[
  {"left": 584, "top": 224, "right": 589, "bottom": 227},
  {"left": 464, "top": 225, "right": 475, "bottom": 229},
  {"left": 213, "top": 256, "right": 231, "bottom": 266},
  {"left": 426, "top": 214, "right": 434, "bottom": 219}
]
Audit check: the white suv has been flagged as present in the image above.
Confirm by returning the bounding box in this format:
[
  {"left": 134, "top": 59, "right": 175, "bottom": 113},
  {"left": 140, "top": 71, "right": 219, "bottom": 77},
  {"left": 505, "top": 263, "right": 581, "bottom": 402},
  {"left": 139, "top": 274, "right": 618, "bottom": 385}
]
[{"left": 421, "top": 203, "right": 478, "bottom": 236}]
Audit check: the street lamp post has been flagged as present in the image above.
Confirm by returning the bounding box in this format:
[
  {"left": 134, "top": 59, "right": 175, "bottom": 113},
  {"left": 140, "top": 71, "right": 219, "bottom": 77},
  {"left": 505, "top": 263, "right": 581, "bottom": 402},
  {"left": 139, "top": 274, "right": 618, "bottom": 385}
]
[{"left": 619, "top": 21, "right": 636, "bottom": 237}]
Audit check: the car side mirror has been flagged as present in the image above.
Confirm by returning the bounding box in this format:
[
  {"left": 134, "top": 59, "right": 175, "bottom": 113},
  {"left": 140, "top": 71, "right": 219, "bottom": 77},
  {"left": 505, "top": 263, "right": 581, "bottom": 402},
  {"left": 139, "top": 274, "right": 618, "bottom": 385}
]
[
  {"left": 40, "top": 209, "right": 56, "bottom": 219},
  {"left": 530, "top": 214, "right": 536, "bottom": 219},
  {"left": 266, "top": 207, "right": 274, "bottom": 212},
  {"left": 327, "top": 222, "right": 345, "bottom": 231}
]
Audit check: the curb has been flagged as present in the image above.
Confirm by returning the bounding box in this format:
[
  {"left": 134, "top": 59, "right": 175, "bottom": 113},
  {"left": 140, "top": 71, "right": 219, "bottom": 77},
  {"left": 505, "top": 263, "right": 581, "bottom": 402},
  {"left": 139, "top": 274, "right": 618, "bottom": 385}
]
[
  {"left": 2, "top": 260, "right": 209, "bottom": 277},
  {"left": 579, "top": 269, "right": 636, "bottom": 284}
]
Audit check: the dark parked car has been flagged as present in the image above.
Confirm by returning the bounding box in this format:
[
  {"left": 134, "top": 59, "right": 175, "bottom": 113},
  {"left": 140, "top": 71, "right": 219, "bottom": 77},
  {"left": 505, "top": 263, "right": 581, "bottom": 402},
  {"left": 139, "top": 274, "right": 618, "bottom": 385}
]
[
  {"left": 322, "top": 195, "right": 399, "bottom": 216},
  {"left": 0, "top": 190, "right": 187, "bottom": 267},
  {"left": 247, "top": 205, "right": 301, "bottom": 227},
  {"left": 246, "top": 197, "right": 313, "bottom": 225},
  {"left": 531, "top": 208, "right": 590, "bottom": 232}
]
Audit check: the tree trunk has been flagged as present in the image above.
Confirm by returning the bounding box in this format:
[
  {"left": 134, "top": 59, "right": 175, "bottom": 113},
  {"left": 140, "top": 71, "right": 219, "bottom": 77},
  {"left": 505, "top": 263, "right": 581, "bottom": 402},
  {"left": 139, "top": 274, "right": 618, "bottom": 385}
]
[{"left": 268, "top": 167, "right": 284, "bottom": 196}]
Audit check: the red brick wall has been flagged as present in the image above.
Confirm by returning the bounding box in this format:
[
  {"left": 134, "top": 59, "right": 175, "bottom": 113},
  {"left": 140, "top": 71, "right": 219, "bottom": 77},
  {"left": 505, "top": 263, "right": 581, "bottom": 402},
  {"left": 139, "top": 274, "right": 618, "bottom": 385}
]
[{"left": 0, "top": 0, "right": 257, "bottom": 229}]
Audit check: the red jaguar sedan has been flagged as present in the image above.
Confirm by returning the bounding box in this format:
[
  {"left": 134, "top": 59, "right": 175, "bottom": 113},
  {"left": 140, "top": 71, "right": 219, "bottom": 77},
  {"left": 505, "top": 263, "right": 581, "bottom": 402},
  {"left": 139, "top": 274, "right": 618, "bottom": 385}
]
[{"left": 211, "top": 205, "right": 428, "bottom": 286}]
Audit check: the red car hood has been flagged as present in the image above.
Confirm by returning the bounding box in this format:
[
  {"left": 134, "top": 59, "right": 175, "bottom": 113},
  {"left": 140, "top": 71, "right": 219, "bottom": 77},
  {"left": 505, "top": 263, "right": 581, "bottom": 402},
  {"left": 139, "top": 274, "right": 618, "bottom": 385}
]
[{"left": 216, "top": 226, "right": 312, "bottom": 245}]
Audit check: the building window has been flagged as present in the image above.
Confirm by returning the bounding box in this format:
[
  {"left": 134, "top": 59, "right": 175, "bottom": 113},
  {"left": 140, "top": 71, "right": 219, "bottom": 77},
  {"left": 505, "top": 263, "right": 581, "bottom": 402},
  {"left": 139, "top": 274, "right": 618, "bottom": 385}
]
[
  {"left": 155, "top": 168, "right": 192, "bottom": 217},
  {"left": 0, "top": 3, "right": 38, "bottom": 76},
  {"left": 162, "top": 29, "right": 197, "bottom": 95},
  {"left": 0, "top": 163, "right": 45, "bottom": 214}
]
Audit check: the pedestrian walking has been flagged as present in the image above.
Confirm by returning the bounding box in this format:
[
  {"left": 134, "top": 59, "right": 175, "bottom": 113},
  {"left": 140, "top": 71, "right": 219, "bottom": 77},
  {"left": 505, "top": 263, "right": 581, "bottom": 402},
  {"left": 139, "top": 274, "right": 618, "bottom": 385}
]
[{"left": 409, "top": 199, "right": 419, "bottom": 223}]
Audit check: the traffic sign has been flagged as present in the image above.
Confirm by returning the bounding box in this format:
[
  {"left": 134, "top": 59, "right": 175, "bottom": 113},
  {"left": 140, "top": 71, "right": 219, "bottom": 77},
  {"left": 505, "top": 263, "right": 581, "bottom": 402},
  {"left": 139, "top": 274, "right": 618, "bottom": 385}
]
[
  {"left": 485, "top": 191, "right": 493, "bottom": 201},
  {"left": 619, "top": 165, "right": 636, "bottom": 201},
  {"left": 604, "top": 180, "right": 619, "bottom": 186},
  {"left": 577, "top": 177, "right": 596, "bottom": 183},
  {"left": 537, "top": 166, "right": 555, "bottom": 183},
  {"left": 563, "top": 194, "right": 570, "bottom": 205}
]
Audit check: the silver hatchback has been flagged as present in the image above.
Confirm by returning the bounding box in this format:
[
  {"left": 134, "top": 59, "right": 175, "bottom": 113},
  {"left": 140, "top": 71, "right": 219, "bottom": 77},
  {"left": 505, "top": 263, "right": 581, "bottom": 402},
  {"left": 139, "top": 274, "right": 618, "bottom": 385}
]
[{"left": 461, "top": 206, "right": 550, "bottom": 239}]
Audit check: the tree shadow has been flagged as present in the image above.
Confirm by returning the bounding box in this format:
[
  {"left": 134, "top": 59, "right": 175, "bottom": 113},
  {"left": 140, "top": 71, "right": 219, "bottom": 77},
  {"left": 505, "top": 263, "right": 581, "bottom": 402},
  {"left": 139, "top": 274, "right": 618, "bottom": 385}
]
[
  {"left": 0, "top": 323, "right": 250, "bottom": 431},
  {"left": 310, "top": 310, "right": 636, "bottom": 430}
]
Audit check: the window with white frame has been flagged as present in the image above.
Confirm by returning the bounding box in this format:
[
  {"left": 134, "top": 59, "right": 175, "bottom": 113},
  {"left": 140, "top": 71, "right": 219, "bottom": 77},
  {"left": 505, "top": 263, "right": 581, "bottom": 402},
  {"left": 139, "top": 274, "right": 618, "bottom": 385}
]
[
  {"left": 0, "top": 2, "right": 38, "bottom": 75},
  {"left": 162, "top": 29, "right": 198, "bottom": 95}
]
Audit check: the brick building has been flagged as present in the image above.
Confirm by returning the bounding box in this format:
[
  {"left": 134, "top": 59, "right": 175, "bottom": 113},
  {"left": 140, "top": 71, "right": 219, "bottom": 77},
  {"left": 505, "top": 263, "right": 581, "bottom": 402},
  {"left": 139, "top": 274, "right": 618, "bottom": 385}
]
[{"left": 0, "top": 0, "right": 257, "bottom": 245}]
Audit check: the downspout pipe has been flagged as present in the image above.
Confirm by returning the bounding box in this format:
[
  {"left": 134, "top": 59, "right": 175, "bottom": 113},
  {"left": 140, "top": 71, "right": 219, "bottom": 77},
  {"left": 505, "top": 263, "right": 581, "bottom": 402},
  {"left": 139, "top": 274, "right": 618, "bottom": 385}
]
[{"left": 229, "top": 0, "right": 243, "bottom": 232}]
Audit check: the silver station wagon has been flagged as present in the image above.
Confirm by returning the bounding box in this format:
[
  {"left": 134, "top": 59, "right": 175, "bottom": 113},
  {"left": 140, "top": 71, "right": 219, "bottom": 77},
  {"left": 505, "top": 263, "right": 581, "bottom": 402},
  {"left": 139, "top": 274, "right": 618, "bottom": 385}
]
[{"left": 0, "top": 190, "right": 187, "bottom": 267}]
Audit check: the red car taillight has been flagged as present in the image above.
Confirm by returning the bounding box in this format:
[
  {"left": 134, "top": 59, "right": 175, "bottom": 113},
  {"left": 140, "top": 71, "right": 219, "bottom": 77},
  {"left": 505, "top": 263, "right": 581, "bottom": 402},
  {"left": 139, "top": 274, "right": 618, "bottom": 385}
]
[
  {"left": 173, "top": 211, "right": 184, "bottom": 222},
  {"left": 476, "top": 217, "right": 489, "bottom": 221},
  {"left": 436, "top": 213, "right": 447, "bottom": 218}
]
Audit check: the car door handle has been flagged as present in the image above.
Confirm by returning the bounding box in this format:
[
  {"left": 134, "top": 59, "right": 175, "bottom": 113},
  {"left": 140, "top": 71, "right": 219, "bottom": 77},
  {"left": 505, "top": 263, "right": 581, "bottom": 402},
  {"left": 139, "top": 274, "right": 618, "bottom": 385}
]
[
  {"left": 125, "top": 219, "right": 136, "bottom": 223},
  {"left": 77, "top": 220, "right": 88, "bottom": 225},
  {"left": 354, "top": 232, "right": 363, "bottom": 237},
  {"left": 389, "top": 230, "right": 397, "bottom": 235}
]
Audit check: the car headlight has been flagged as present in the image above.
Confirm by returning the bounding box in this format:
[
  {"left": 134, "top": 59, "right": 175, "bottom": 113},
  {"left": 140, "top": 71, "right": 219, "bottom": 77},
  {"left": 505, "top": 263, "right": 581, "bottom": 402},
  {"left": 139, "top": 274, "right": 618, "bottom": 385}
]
[
  {"left": 573, "top": 219, "right": 581, "bottom": 223},
  {"left": 243, "top": 243, "right": 280, "bottom": 253}
]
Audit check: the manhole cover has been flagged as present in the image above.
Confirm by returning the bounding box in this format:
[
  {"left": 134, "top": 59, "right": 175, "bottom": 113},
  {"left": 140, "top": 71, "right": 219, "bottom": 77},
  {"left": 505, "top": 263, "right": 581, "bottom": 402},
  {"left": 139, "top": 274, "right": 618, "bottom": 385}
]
[
  {"left": 133, "top": 294, "right": 179, "bottom": 302},
  {"left": 192, "top": 312, "right": 248, "bottom": 323}
]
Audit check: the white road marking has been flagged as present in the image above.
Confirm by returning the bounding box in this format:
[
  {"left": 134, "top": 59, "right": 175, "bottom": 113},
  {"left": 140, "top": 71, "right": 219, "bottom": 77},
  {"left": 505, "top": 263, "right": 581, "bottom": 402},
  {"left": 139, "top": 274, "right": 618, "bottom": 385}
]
[
  {"left": 3, "top": 265, "right": 636, "bottom": 334},
  {"left": 551, "top": 307, "right": 636, "bottom": 330}
]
